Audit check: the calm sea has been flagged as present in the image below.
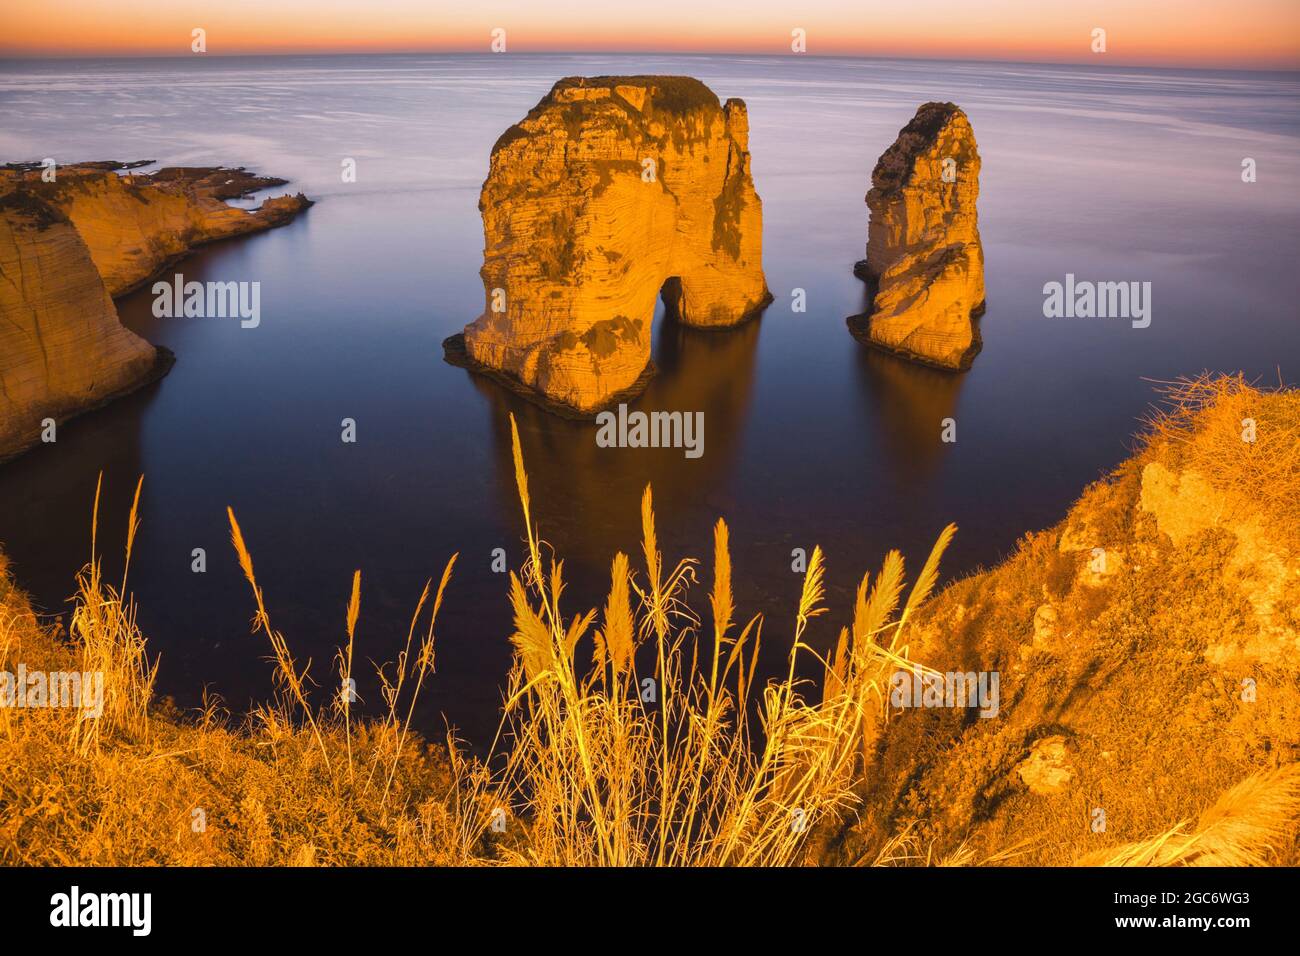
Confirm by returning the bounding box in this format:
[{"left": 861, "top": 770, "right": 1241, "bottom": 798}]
[{"left": 1, "top": 54, "right": 1297, "bottom": 743}]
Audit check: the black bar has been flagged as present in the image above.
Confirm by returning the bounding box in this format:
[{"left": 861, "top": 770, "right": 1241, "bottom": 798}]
[{"left": 0, "top": 865, "right": 1289, "bottom": 942}]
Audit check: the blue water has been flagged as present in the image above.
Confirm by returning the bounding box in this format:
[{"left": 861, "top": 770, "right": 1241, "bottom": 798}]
[{"left": 1, "top": 54, "right": 1297, "bottom": 743}]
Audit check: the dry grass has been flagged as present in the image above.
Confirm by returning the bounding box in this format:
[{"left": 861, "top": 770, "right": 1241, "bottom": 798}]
[
  {"left": 1076, "top": 764, "right": 1300, "bottom": 866},
  {"left": 0, "top": 415, "right": 955, "bottom": 866},
  {"left": 3, "top": 374, "right": 1299, "bottom": 867},
  {"left": 1141, "top": 371, "right": 1300, "bottom": 538},
  {"left": 447, "top": 416, "right": 957, "bottom": 865},
  {"left": 833, "top": 374, "right": 1300, "bottom": 867}
]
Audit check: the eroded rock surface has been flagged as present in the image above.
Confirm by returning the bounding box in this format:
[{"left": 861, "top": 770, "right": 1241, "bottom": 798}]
[
  {"left": 1, "top": 163, "right": 313, "bottom": 296},
  {"left": 451, "top": 76, "right": 771, "bottom": 413},
  {"left": 0, "top": 161, "right": 310, "bottom": 460},
  {"left": 849, "top": 103, "right": 984, "bottom": 370},
  {"left": 0, "top": 191, "right": 163, "bottom": 460}
]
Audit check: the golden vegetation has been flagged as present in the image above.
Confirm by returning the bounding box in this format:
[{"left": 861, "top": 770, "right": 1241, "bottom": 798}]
[
  {"left": 2, "top": 375, "right": 1298, "bottom": 866},
  {"left": 1142, "top": 371, "right": 1300, "bottom": 541},
  {"left": 1077, "top": 764, "right": 1300, "bottom": 866},
  {"left": 831, "top": 374, "right": 1300, "bottom": 867},
  {"left": 452, "top": 417, "right": 954, "bottom": 865}
]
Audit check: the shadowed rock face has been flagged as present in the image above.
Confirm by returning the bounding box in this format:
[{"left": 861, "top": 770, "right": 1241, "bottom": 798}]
[
  {"left": 0, "top": 191, "right": 161, "bottom": 461},
  {"left": 850, "top": 103, "right": 984, "bottom": 371},
  {"left": 456, "top": 76, "right": 771, "bottom": 414}
]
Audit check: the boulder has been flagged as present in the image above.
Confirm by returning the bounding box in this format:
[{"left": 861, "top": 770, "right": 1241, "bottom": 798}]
[{"left": 1015, "top": 735, "right": 1076, "bottom": 796}]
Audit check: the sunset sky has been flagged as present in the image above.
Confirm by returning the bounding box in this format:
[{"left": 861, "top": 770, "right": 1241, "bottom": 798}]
[{"left": 3, "top": 0, "right": 1298, "bottom": 68}]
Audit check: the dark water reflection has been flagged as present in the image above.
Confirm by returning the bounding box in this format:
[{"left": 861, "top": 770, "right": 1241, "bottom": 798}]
[
  {"left": 855, "top": 347, "right": 965, "bottom": 488},
  {"left": 468, "top": 307, "right": 762, "bottom": 568}
]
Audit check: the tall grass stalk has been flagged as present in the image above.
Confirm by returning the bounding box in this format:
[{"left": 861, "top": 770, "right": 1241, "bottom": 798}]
[{"left": 456, "top": 414, "right": 955, "bottom": 865}]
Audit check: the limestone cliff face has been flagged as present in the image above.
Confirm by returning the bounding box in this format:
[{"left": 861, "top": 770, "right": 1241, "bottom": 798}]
[
  {"left": 0, "top": 191, "right": 161, "bottom": 460},
  {"left": 455, "top": 76, "right": 771, "bottom": 413},
  {"left": 5, "top": 163, "right": 312, "bottom": 296},
  {"left": 849, "top": 103, "right": 984, "bottom": 371},
  {"left": 0, "top": 161, "right": 309, "bottom": 461}
]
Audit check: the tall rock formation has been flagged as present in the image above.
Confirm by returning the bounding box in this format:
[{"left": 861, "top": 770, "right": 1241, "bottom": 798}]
[
  {"left": 448, "top": 76, "right": 771, "bottom": 414},
  {"left": 849, "top": 103, "right": 984, "bottom": 371},
  {"left": 0, "top": 191, "right": 163, "bottom": 461}
]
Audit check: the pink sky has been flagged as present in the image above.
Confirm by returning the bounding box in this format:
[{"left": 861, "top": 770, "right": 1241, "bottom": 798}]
[{"left": 4, "top": 0, "right": 1299, "bottom": 68}]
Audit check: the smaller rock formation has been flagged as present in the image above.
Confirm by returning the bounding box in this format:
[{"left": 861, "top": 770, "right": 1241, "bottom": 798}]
[
  {"left": 848, "top": 103, "right": 984, "bottom": 370},
  {"left": 446, "top": 76, "right": 771, "bottom": 414},
  {"left": 1015, "top": 735, "right": 1076, "bottom": 796}
]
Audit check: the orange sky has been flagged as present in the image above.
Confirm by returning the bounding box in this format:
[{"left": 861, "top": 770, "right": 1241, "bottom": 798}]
[{"left": 3, "top": 0, "right": 1298, "bottom": 68}]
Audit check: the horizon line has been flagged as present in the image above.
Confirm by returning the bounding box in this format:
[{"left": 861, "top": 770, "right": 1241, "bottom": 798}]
[{"left": 1, "top": 49, "right": 1297, "bottom": 74}]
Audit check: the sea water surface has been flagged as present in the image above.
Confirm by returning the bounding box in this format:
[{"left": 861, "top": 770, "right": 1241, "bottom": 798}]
[{"left": 1, "top": 54, "right": 1297, "bottom": 743}]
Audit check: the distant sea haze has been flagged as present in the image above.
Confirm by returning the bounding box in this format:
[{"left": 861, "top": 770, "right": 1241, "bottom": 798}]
[{"left": 0, "top": 54, "right": 1296, "bottom": 746}]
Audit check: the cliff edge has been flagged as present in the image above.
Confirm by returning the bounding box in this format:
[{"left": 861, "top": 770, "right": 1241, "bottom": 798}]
[
  {"left": 0, "top": 162, "right": 311, "bottom": 461},
  {"left": 5, "top": 163, "right": 313, "bottom": 296},
  {"left": 0, "top": 190, "right": 166, "bottom": 461}
]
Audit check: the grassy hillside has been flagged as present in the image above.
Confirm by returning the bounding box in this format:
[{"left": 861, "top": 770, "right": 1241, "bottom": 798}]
[
  {"left": 827, "top": 374, "right": 1300, "bottom": 865},
  {"left": 2, "top": 374, "right": 1297, "bottom": 866}
]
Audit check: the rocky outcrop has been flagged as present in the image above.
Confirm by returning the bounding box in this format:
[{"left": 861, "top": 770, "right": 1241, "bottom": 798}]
[
  {"left": 448, "top": 76, "right": 771, "bottom": 414},
  {"left": 0, "top": 191, "right": 165, "bottom": 461},
  {"left": 823, "top": 380, "right": 1300, "bottom": 866},
  {"left": 849, "top": 103, "right": 984, "bottom": 371},
  {"left": 2, "top": 163, "right": 313, "bottom": 296},
  {"left": 0, "top": 161, "right": 310, "bottom": 461}
]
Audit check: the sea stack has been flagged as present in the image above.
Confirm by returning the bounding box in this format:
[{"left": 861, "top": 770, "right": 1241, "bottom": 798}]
[
  {"left": 0, "top": 190, "right": 163, "bottom": 461},
  {"left": 447, "top": 76, "right": 771, "bottom": 414},
  {"left": 849, "top": 102, "right": 984, "bottom": 370}
]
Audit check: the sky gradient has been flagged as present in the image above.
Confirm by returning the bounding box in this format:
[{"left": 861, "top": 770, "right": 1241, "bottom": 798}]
[{"left": 3, "top": 0, "right": 1299, "bottom": 68}]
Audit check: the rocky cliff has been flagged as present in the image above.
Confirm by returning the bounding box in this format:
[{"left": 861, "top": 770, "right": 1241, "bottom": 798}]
[
  {"left": 0, "top": 162, "right": 310, "bottom": 461},
  {"left": 0, "top": 190, "right": 164, "bottom": 461},
  {"left": 849, "top": 103, "right": 984, "bottom": 371},
  {"left": 822, "top": 377, "right": 1300, "bottom": 866},
  {"left": 5, "top": 163, "right": 313, "bottom": 296},
  {"left": 449, "top": 76, "right": 771, "bottom": 414}
]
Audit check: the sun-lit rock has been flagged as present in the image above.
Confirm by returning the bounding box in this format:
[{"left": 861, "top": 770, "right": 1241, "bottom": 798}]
[
  {"left": 1015, "top": 735, "right": 1076, "bottom": 795},
  {"left": 17, "top": 163, "right": 312, "bottom": 296},
  {"left": 449, "top": 76, "right": 771, "bottom": 414},
  {"left": 0, "top": 161, "right": 310, "bottom": 461},
  {"left": 0, "top": 190, "right": 164, "bottom": 461},
  {"left": 849, "top": 102, "right": 985, "bottom": 370}
]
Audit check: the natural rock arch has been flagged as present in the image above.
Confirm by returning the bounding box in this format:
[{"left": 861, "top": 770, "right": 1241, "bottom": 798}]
[{"left": 447, "top": 76, "right": 771, "bottom": 414}]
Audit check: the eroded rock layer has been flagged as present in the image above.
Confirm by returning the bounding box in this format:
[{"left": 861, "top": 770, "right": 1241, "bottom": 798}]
[
  {"left": 0, "top": 191, "right": 162, "bottom": 460},
  {"left": 849, "top": 103, "right": 984, "bottom": 371},
  {"left": 454, "top": 76, "right": 771, "bottom": 413},
  {"left": 0, "top": 162, "right": 310, "bottom": 461},
  {"left": 1, "top": 163, "right": 312, "bottom": 296}
]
